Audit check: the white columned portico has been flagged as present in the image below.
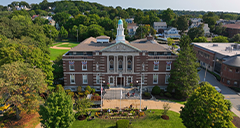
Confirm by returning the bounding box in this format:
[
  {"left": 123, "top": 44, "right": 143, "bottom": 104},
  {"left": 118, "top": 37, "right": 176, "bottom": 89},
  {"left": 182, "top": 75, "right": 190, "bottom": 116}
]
[
  {"left": 107, "top": 55, "right": 109, "bottom": 72},
  {"left": 123, "top": 55, "right": 125, "bottom": 73},
  {"left": 125, "top": 56, "right": 127, "bottom": 73},
  {"left": 117, "top": 56, "right": 118, "bottom": 73}
]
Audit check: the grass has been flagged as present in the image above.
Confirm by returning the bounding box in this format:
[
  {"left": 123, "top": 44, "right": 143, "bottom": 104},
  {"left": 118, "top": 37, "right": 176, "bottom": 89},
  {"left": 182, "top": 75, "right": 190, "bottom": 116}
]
[
  {"left": 50, "top": 48, "right": 69, "bottom": 61},
  {"left": 158, "top": 99, "right": 186, "bottom": 105},
  {"left": 231, "top": 111, "right": 238, "bottom": 117},
  {"left": 70, "top": 109, "right": 185, "bottom": 128},
  {"left": 57, "top": 43, "right": 79, "bottom": 48}
]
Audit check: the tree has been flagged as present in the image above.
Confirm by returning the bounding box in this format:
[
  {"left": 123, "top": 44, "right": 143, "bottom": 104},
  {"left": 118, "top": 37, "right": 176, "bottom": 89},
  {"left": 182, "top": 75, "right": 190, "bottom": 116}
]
[
  {"left": 43, "top": 24, "right": 59, "bottom": 40},
  {"left": 180, "top": 82, "right": 234, "bottom": 128},
  {"left": 52, "top": 54, "right": 63, "bottom": 84},
  {"left": 193, "top": 36, "right": 208, "bottom": 42},
  {"left": 212, "top": 36, "right": 229, "bottom": 42},
  {"left": 11, "top": 15, "right": 33, "bottom": 26},
  {"left": 87, "top": 24, "right": 105, "bottom": 37},
  {"left": 161, "top": 8, "right": 176, "bottom": 26},
  {"left": 75, "top": 97, "right": 93, "bottom": 117},
  {"left": 176, "top": 15, "right": 188, "bottom": 34},
  {"left": 39, "top": 88, "right": 75, "bottom": 128},
  {"left": 230, "top": 33, "right": 240, "bottom": 43},
  {"left": 187, "top": 24, "right": 204, "bottom": 40},
  {"left": 167, "top": 35, "right": 200, "bottom": 98},
  {"left": 0, "top": 61, "right": 47, "bottom": 120},
  {"left": 59, "top": 26, "right": 68, "bottom": 39},
  {"left": 53, "top": 12, "right": 70, "bottom": 26},
  {"left": 33, "top": 17, "right": 49, "bottom": 25},
  {"left": 135, "top": 25, "right": 156, "bottom": 39}
]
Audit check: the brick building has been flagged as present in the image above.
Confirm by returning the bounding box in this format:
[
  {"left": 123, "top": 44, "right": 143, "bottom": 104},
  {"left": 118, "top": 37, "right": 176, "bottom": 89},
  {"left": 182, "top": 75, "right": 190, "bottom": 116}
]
[
  {"left": 194, "top": 43, "right": 240, "bottom": 87},
  {"left": 222, "top": 24, "right": 240, "bottom": 38},
  {"left": 62, "top": 19, "right": 177, "bottom": 92}
]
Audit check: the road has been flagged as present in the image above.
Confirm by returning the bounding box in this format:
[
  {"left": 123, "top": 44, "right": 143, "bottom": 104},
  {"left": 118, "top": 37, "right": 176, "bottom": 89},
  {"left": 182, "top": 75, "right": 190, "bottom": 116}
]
[{"left": 198, "top": 69, "right": 240, "bottom": 113}]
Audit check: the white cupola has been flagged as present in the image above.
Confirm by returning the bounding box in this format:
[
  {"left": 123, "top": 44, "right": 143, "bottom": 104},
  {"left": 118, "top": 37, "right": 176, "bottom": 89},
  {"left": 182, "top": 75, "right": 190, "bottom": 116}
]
[{"left": 115, "top": 18, "right": 125, "bottom": 43}]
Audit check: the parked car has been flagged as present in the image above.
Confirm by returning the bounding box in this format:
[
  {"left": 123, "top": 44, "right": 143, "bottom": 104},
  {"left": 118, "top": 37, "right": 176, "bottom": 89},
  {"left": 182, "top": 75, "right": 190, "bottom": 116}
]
[
  {"left": 0, "top": 103, "right": 11, "bottom": 114},
  {"left": 214, "top": 86, "right": 222, "bottom": 93}
]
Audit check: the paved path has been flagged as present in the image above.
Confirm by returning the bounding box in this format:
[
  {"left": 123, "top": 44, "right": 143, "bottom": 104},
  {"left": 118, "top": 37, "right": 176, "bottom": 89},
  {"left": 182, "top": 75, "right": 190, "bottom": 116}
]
[
  {"left": 103, "top": 99, "right": 184, "bottom": 113},
  {"left": 198, "top": 69, "right": 240, "bottom": 117}
]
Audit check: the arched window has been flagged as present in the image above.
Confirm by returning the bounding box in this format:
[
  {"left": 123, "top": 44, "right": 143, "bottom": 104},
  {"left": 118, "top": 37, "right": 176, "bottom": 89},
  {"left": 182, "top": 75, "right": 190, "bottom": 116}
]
[
  {"left": 118, "top": 59, "right": 123, "bottom": 69},
  {"left": 127, "top": 60, "right": 132, "bottom": 70},
  {"left": 110, "top": 59, "right": 114, "bottom": 70}
]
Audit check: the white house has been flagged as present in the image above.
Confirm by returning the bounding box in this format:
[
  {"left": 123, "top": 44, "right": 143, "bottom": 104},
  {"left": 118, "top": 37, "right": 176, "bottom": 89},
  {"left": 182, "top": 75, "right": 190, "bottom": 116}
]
[
  {"left": 125, "top": 18, "right": 134, "bottom": 24},
  {"left": 203, "top": 24, "right": 210, "bottom": 36},
  {"left": 127, "top": 23, "right": 138, "bottom": 36},
  {"left": 164, "top": 27, "right": 181, "bottom": 39},
  {"left": 153, "top": 22, "right": 167, "bottom": 32}
]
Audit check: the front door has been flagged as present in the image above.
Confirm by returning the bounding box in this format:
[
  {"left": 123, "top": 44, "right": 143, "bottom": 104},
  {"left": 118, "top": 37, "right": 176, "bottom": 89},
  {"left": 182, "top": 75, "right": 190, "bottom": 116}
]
[{"left": 117, "top": 77, "right": 124, "bottom": 87}]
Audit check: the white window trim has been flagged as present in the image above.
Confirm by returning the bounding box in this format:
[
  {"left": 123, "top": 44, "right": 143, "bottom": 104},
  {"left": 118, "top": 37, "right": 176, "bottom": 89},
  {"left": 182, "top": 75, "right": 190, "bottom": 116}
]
[
  {"left": 166, "top": 64, "right": 171, "bottom": 71},
  {"left": 82, "top": 64, "right": 87, "bottom": 71},
  {"left": 96, "top": 74, "right": 100, "bottom": 84},
  {"left": 70, "top": 74, "right": 75, "bottom": 84},
  {"left": 127, "top": 60, "right": 132, "bottom": 70},
  {"left": 69, "top": 64, "right": 75, "bottom": 71},
  {"left": 82, "top": 75, "right": 88, "bottom": 84},
  {"left": 126, "top": 76, "right": 132, "bottom": 85},
  {"left": 153, "top": 74, "right": 158, "bottom": 84},
  {"left": 165, "top": 75, "right": 170, "bottom": 84},
  {"left": 154, "top": 64, "right": 159, "bottom": 71},
  {"left": 141, "top": 75, "right": 144, "bottom": 84},
  {"left": 118, "top": 59, "right": 123, "bottom": 69},
  {"left": 109, "top": 59, "right": 114, "bottom": 70},
  {"left": 109, "top": 76, "right": 114, "bottom": 85}
]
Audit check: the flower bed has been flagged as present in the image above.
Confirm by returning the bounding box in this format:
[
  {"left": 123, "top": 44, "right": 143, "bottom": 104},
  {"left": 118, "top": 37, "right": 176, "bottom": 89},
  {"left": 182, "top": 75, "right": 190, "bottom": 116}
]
[{"left": 110, "top": 116, "right": 135, "bottom": 119}]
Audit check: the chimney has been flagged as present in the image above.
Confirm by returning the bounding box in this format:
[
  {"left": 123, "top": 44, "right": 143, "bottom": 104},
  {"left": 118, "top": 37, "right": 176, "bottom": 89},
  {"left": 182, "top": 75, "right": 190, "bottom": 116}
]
[{"left": 147, "top": 34, "right": 153, "bottom": 41}]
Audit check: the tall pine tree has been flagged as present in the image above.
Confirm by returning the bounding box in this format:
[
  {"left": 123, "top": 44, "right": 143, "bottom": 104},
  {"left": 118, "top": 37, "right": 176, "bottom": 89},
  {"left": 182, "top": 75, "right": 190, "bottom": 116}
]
[{"left": 167, "top": 35, "right": 200, "bottom": 98}]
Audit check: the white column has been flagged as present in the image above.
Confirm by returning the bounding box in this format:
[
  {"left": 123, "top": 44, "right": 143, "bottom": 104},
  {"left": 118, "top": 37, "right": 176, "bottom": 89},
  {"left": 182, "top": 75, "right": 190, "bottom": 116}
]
[
  {"left": 123, "top": 56, "right": 125, "bottom": 73},
  {"left": 117, "top": 56, "right": 118, "bottom": 73},
  {"left": 125, "top": 56, "right": 127, "bottom": 73},
  {"left": 107, "top": 56, "right": 109, "bottom": 73},
  {"left": 132, "top": 56, "right": 134, "bottom": 73}
]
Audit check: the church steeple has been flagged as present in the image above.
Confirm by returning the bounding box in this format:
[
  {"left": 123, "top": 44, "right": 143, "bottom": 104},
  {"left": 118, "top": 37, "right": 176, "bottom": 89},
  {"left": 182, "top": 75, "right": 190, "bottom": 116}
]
[{"left": 115, "top": 18, "right": 125, "bottom": 43}]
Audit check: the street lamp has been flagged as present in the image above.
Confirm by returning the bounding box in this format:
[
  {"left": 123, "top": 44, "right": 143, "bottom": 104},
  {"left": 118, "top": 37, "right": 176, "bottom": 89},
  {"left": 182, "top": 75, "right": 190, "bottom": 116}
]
[
  {"left": 204, "top": 60, "right": 215, "bottom": 81},
  {"left": 101, "top": 78, "right": 105, "bottom": 112}
]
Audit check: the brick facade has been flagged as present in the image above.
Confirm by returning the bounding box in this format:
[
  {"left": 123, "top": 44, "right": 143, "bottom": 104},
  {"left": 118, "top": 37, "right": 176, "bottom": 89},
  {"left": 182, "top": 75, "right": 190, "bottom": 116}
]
[{"left": 220, "top": 64, "right": 240, "bottom": 87}]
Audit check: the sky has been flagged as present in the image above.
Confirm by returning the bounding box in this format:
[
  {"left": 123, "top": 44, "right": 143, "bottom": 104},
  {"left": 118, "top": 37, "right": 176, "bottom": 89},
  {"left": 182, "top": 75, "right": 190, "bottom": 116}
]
[{"left": 1, "top": 0, "right": 240, "bottom": 13}]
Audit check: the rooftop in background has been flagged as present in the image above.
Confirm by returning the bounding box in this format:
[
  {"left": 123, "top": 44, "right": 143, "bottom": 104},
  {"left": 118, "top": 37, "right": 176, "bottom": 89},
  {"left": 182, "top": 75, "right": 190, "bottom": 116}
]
[
  {"left": 223, "top": 24, "right": 240, "bottom": 29},
  {"left": 223, "top": 56, "right": 240, "bottom": 67},
  {"left": 194, "top": 43, "right": 240, "bottom": 56},
  {"left": 153, "top": 22, "right": 167, "bottom": 26}
]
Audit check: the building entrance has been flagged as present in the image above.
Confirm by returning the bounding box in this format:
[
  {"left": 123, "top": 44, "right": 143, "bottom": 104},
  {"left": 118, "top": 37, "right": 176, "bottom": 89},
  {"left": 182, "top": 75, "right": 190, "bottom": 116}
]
[{"left": 117, "top": 77, "right": 124, "bottom": 87}]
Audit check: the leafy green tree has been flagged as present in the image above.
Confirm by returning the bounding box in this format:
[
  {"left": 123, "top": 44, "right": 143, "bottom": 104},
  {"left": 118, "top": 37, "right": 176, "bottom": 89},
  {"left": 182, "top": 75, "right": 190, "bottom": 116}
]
[
  {"left": 0, "top": 61, "right": 47, "bottom": 120},
  {"left": 78, "top": 24, "right": 88, "bottom": 41},
  {"left": 43, "top": 24, "right": 59, "bottom": 40},
  {"left": 53, "top": 12, "right": 70, "bottom": 26},
  {"left": 176, "top": 15, "right": 189, "bottom": 34},
  {"left": 187, "top": 24, "right": 204, "bottom": 40},
  {"left": 39, "top": 88, "right": 75, "bottom": 128},
  {"left": 193, "top": 36, "right": 208, "bottom": 42},
  {"left": 161, "top": 8, "right": 176, "bottom": 26},
  {"left": 180, "top": 82, "right": 234, "bottom": 128},
  {"left": 230, "top": 33, "right": 240, "bottom": 43},
  {"left": 52, "top": 54, "right": 63, "bottom": 84},
  {"left": 212, "top": 36, "right": 229, "bottom": 42},
  {"left": 59, "top": 26, "right": 68, "bottom": 39},
  {"left": 167, "top": 35, "right": 200, "bottom": 97},
  {"left": 203, "top": 12, "right": 218, "bottom": 32},
  {"left": 29, "top": 10, "right": 36, "bottom": 16},
  {"left": 75, "top": 97, "right": 93, "bottom": 117},
  {"left": 87, "top": 24, "right": 105, "bottom": 37},
  {"left": 33, "top": 17, "right": 49, "bottom": 25},
  {"left": 39, "top": 0, "right": 49, "bottom": 10},
  {"left": 135, "top": 25, "right": 156, "bottom": 39}
]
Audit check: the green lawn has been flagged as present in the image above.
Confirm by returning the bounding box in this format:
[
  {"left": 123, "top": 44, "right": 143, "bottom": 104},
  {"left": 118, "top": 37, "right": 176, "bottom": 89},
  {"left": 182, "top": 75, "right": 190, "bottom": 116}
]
[
  {"left": 57, "top": 43, "right": 79, "bottom": 48},
  {"left": 50, "top": 48, "right": 69, "bottom": 60},
  {"left": 158, "top": 99, "right": 186, "bottom": 105},
  {"left": 70, "top": 109, "right": 185, "bottom": 128}
]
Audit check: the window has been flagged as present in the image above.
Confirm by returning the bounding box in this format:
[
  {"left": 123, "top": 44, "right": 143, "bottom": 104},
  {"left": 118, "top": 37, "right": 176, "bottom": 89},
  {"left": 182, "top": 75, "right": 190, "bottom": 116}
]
[
  {"left": 227, "top": 80, "right": 230, "bottom": 85},
  {"left": 119, "top": 60, "right": 123, "bottom": 69},
  {"left": 142, "top": 63, "right": 145, "bottom": 71},
  {"left": 109, "top": 77, "right": 114, "bottom": 84},
  {"left": 165, "top": 75, "right": 170, "bottom": 84},
  {"left": 153, "top": 75, "right": 158, "bottom": 84},
  {"left": 229, "top": 68, "right": 232, "bottom": 72},
  {"left": 222, "top": 78, "right": 224, "bottom": 82},
  {"left": 236, "top": 69, "right": 239, "bottom": 73},
  {"left": 96, "top": 75, "right": 100, "bottom": 84},
  {"left": 96, "top": 52, "right": 99, "bottom": 55},
  {"left": 69, "top": 61, "right": 75, "bottom": 71},
  {"left": 82, "top": 61, "right": 87, "bottom": 71},
  {"left": 127, "top": 77, "right": 132, "bottom": 84},
  {"left": 70, "top": 75, "right": 75, "bottom": 84},
  {"left": 127, "top": 60, "right": 132, "bottom": 70},
  {"left": 110, "top": 59, "right": 114, "bottom": 70},
  {"left": 234, "top": 81, "right": 238, "bottom": 86},
  {"left": 166, "top": 64, "right": 171, "bottom": 71},
  {"left": 224, "top": 66, "right": 227, "bottom": 70},
  {"left": 141, "top": 75, "right": 144, "bottom": 84},
  {"left": 154, "top": 64, "right": 159, "bottom": 70},
  {"left": 83, "top": 75, "right": 88, "bottom": 84}
]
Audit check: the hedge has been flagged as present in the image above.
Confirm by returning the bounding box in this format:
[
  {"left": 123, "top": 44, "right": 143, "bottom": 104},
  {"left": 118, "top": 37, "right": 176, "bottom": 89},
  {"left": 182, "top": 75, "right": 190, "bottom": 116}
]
[
  {"left": 151, "top": 86, "right": 161, "bottom": 95},
  {"left": 116, "top": 119, "right": 129, "bottom": 128}
]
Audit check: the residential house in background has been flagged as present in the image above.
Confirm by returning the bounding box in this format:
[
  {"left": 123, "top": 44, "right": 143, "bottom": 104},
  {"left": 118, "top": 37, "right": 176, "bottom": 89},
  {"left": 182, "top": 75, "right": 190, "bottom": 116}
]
[
  {"left": 125, "top": 18, "right": 134, "bottom": 24},
  {"left": 222, "top": 24, "right": 240, "bottom": 38},
  {"left": 15, "top": 5, "right": 30, "bottom": 11},
  {"left": 203, "top": 24, "right": 210, "bottom": 36},
  {"left": 153, "top": 22, "right": 167, "bottom": 32},
  {"left": 62, "top": 19, "right": 177, "bottom": 92},
  {"left": 127, "top": 23, "right": 138, "bottom": 36},
  {"left": 31, "top": 15, "right": 39, "bottom": 20},
  {"left": 163, "top": 27, "right": 181, "bottom": 39},
  {"left": 194, "top": 43, "right": 240, "bottom": 88}
]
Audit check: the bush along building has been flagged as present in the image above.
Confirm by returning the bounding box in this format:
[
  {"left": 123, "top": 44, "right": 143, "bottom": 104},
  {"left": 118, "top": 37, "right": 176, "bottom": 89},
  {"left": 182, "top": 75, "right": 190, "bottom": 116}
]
[
  {"left": 62, "top": 19, "right": 177, "bottom": 92},
  {"left": 194, "top": 43, "right": 240, "bottom": 88}
]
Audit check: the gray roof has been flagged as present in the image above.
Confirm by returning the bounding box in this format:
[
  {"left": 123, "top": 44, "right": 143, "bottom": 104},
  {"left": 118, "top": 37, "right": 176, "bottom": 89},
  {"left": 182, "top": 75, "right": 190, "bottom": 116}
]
[
  {"left": 223, "top": 56, "right": 240, "bottom": 67},
  {"left": 153, "top": 22, "right": 167, "bottom": 26}
]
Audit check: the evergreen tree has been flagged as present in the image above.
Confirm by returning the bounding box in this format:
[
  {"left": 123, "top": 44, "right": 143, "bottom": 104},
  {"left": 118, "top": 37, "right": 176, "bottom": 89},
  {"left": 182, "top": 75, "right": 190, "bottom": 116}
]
[
  {"left": 180, "top": 82, "right": 234, "bottom": 128},
  {"left": 167, "top": 35, "right": 200, "bottom": 98},
  {"left": 39, "top": 88, "right": 75, "bottom": 128}
]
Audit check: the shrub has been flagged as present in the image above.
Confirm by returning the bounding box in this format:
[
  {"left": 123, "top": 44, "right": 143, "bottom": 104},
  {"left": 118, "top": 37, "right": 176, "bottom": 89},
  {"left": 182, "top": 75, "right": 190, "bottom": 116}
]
[
  {"left": 139, "top": 112, "right": 144, "bottom": 116},
  {"left": 91, "top": 96, "right": 101, "bottom": 101},
  {"left": 144, "top": 92, "right": 151, "bottom": 97},
  {"left": 119, "top": 111, "right": 122, "bottom": 115},
  {"left": 159, "top": 93, "right": 164, "bottom": 96},
  {"left": 160, "top": 89, "right": 165, "bottom": 93},
  {"left": 91, "top": 88, "right": 96, "bottom": 93},
  {"left": 56, "top": 84, "right": 64, "bottom": 91},
  {"left": 225, "top": 100, "right": 232, "bottom": 110},
  {"left": 84, "top": 90, "right": 90, "bottom": 96},
  {"left": 162, "top": 103, "right": 171, "bottom": 115},
  {"left": 151, "top": 86, "right": 161, "bottom": 95},
  {"left": 78, "top": 92, "right": 84, "bottom": 96},
  {"left": 165, "top": 92, "right": 172, "bottom": 97},
  {"left": 3, "top": 120, "right": 8, "bottom": 123},
  {"left": 77, "top": 86, "right": 82, "bottom": 92},
  {"left": 65, "top": 89, "right": 71, "bottom": 93},
  {"left": 116, "top": 119, "right": 129, "bottom": 128},
  {"left": 94, "top": 93, "right": 99, "bottom": 96},
  {"left": 68, "top": 92, "right": 74, "bottom": 97},
  {"left": 0, "top": 123, "right": 4, "bottom": 128},
  {"left": 85, "top": 85, "right": 92, "bottom": 92},
  {"left": 123, "top": 113, "right": 128, "bottom": 116}
]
